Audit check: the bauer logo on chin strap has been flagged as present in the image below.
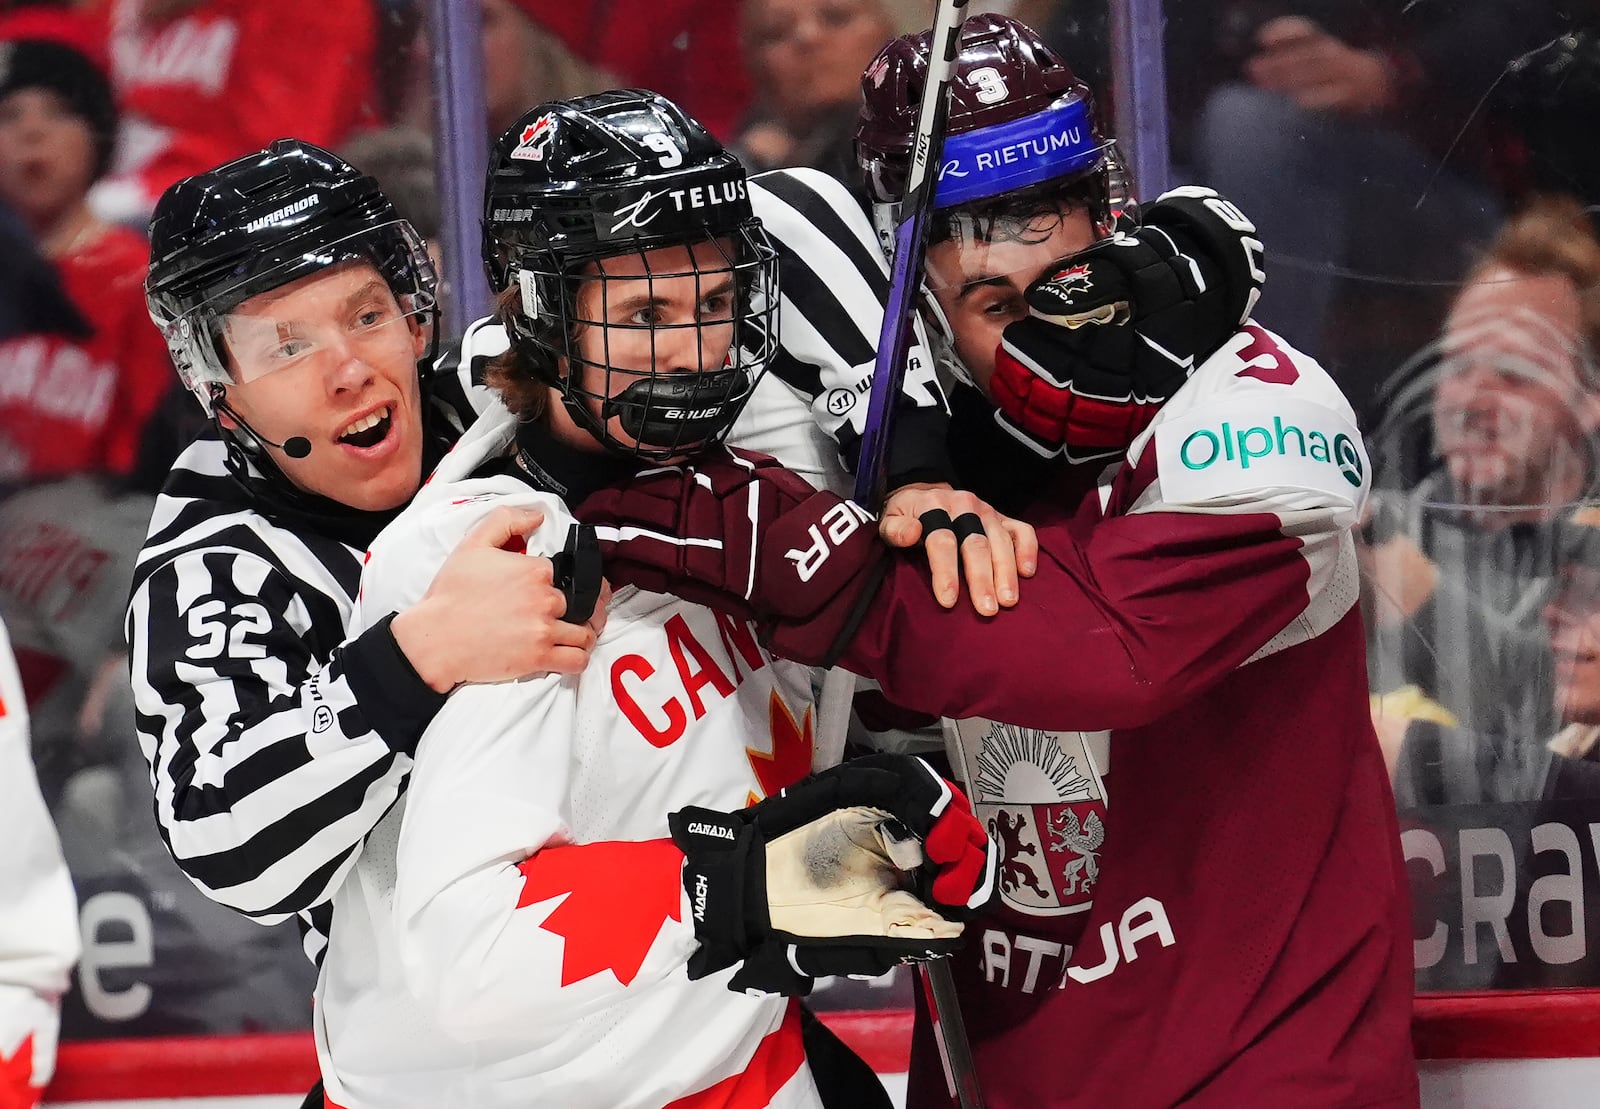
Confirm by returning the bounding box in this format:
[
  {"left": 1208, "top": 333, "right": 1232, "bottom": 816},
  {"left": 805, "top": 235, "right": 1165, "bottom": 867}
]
[{"left": 947, "top": 718, "right": 1109, "bottom": 917}]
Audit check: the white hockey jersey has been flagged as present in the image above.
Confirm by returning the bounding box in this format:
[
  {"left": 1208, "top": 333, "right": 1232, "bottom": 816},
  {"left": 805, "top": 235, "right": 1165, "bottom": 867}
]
[
  {"left": 318, "top": 403, "right": 824, "bottom": 1109},
  {"left": 0, "top": 618, "right": 79, "bottom": 1096}
]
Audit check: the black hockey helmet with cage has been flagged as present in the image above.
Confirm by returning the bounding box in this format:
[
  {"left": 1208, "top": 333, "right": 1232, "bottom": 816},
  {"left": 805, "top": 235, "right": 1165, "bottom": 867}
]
[
  {"left": 146, "top": 138, "right": 438, "bottom": 414},
  {"left": 855, "top": 14, "right": 1118, "bottom": 232},
  {"left": 482, "top": 89, "right": 780, "bottom": 461}
]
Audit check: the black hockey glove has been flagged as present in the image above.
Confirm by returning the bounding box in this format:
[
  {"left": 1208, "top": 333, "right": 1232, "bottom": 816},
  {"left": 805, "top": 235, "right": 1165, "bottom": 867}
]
[
  {"left": 551, "top": 523, "right": 603, "bottom": 625},
  {"left": 990, "top": 186, "right": 1267, "bottom": 462},
  {"left": 670, "top": 754, "right": 998, "bottom": 996}
]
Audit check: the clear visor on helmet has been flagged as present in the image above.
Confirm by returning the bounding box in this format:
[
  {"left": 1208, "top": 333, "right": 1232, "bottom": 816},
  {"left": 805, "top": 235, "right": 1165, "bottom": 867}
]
[
  {"left": 160, "top": 221, "right": 436, "bottom": 396},
  {"left": 518, "top": 223, "right": 781, "bottom": 460}
]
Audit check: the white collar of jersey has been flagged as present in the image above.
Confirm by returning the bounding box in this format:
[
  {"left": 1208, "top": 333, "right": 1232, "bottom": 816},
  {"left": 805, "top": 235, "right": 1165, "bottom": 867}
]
[{"left": 430, "top": 397, "right": 518, "bottom": 487}]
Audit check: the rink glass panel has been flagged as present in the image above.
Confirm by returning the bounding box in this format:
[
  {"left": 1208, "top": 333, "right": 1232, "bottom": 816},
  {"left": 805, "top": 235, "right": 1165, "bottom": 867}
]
[
  {"left": 23, "top": 0, "right": 1600, "bottom": 1056},
  {"left": 1154, "top": 0, "right": 1600, "bottom": 995}
]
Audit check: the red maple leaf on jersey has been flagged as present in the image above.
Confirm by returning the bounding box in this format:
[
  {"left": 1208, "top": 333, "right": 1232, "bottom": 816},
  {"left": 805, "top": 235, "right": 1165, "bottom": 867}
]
[
  {"left": 0, "top": 1032, "right": 37, "bottom": 1104},
  {"left": 516, "top": 840, "right": 683, "bottom": 988},
  {"left": 747, "top": 691, "right": 814, "bottom": 801}
]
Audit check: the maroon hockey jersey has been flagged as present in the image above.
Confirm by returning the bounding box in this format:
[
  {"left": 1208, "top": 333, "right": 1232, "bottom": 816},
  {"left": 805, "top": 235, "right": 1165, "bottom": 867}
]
[{"left": 845, "top": 327, "right": 1417, "bottom": 1107}]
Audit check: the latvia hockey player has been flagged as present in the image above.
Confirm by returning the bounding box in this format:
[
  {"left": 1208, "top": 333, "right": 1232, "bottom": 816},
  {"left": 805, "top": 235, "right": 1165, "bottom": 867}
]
[
  {"left": 575, "top": 17, "right": 1418, "bottom": 1109},
  {"left": 337, "top": 91, "right": 998, "bottom": 1109}
]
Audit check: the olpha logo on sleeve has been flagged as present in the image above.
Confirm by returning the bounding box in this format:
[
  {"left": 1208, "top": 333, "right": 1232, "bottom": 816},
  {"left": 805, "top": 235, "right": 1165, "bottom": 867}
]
[
  {"left": 1155, "top": 395, "right": 1368, "bottom": 507},
  {"left": 1178, "top": 417, "right": 1363, "bottom": 486}
]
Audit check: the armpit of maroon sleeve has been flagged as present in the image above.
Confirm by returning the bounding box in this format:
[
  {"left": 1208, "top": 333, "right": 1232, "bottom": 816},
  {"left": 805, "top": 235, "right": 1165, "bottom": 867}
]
[{"left": 839, "top": 508, "right": 1317, "bottom": 731}]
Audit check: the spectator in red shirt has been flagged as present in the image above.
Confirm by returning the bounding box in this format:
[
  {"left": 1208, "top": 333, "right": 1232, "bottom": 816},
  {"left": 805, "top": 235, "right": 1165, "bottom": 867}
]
[
  {"left": 513, "top": 0, "right": 752, "bottom": 141},
  {"left": 87, "top": 0, "right": 379, "bottom": 224},
  {"left": 0, "top": 37, "right": 170, "bottom": 484},
  {"left": 0, "top": 1, "right": 103, "bottom": 65}
]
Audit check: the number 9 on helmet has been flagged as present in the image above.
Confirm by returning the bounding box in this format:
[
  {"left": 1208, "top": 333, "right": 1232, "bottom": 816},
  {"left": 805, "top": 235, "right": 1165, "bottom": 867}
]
[{"left": 481, "top": 90, "right": 782, "bottom": 462}]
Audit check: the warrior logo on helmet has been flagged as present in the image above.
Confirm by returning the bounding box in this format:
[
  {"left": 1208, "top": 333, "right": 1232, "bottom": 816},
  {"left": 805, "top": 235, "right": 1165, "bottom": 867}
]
[{"left": 511, "top": 114, "right": 556, "bottom": 162}]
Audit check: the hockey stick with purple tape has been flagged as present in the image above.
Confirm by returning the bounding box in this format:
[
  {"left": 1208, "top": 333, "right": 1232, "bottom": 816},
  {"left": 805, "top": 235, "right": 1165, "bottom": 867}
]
[
  {"left": 831, "top": 1, "right": 988, "bottom": 1106},
  {"left": 851, "top": 0, "right": 969, "bottom": 513}
]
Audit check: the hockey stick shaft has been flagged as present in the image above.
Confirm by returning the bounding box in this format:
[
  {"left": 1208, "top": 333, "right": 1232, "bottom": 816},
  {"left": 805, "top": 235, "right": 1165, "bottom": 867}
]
[
  {"left": 818, "top": 0, "right": 968, "bottom": 766},
  {"left": 819, "top": 0, "right": 976, "bottom": 767},
  {"left": 851, "top": 0, "right": 971, "bottom": 509},
  {"left": 842, "top": 1, "right": 987, "bottom": 1105}
]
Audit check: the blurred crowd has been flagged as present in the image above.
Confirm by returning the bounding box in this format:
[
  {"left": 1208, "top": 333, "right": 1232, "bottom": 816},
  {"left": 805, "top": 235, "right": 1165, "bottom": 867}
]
[{"left": 3, "top": 0, "right": 1600, "bottom": 1043}]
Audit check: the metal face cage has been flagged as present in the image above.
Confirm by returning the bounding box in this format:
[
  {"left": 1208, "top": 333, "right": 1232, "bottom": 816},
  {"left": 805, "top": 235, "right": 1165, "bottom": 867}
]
[{"left": 514, "top": 221, "right": 781, "bottom": 461}]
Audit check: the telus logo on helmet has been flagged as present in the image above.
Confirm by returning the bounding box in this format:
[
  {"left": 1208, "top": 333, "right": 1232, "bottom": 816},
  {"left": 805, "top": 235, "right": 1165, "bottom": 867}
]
[{"left": 605, "top": 179, "right": 751, "bottom": 237}]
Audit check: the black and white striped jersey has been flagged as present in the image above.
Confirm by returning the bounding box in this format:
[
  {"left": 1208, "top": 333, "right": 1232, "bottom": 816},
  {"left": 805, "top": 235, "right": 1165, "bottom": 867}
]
[
  {"left": 124, "top": 345, "right": 490, "bottom": 965},
  {"left": 747, "top": 167, "right": 949, "bottom": 487},
  {"left": 126, "top": 169, "right": 952, "bottom": 966}
]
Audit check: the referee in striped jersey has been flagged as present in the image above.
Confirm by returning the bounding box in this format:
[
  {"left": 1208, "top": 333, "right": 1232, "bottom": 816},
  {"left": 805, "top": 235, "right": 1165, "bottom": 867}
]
[{"left": 125, "top": 140, "right": 604, "bottom": 970}]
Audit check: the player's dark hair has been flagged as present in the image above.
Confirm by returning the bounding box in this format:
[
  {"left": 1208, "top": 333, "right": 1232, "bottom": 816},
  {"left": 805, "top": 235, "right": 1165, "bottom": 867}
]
[
  {"left": 929, "top": 176, "right": 1105, "bottom": 248},
  {"left": 485, "top": 284, "right": 552, "bottom": 422}
]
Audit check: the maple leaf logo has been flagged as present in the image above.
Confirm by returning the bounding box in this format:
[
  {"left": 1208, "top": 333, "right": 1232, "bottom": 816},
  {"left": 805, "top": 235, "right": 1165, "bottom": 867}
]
[
  {"left": 517, "top": 840, "right": 683, "bottom": 988},
  {"left": 1047, "top": 263, "right": 1093, "bottom": 294},
  {"left": 747, "top": 691, "right": 814, "bottom": 801},
  {"left": 511, "top": 114, "right": 556, "bottom": 161},
  {"left": 0, "top": 1033, "right": 35, "bottom": 1094}
]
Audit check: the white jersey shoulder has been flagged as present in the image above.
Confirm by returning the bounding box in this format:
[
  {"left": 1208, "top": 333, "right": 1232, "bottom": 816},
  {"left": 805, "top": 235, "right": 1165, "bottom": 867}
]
[
  {"left": 355, "top": 400, "right": 570, "bottom": 629},
  {"left": 451, "top": 314, "right": 510, "bottom": 370},
  {"left": 0, "top": 618, "right": 79, "bottom": 1090},
  {"left": 1130, "top": 324, "right": 1369, "bottom": 523},
  {"left": 442, "top": 314, "right": 507, "bottom": 419},
  {"left": 1118, "top": 326, "right": 1365, "bottom": 664}
]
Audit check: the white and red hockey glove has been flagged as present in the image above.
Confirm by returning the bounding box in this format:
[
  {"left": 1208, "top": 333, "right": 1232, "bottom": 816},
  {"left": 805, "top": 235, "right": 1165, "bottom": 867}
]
[
  {"left": 575, "top": 447, "right": 888, "bottom": 666},
  {"left": 991, "top": 186, "right": 1267, "bottom": 463},
  {"left": 670, "top": 754, "right": 998, "bottom": 996}
]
